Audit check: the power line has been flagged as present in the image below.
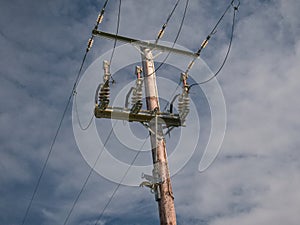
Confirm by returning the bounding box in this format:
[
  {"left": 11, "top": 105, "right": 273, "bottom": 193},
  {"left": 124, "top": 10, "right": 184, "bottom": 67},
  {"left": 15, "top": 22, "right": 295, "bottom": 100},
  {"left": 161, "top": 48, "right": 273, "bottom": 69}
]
[
  {"left": 144, "top": 0, "right": 190, "bottom": 78},
  {"left": 195, "top": 0, "right": 235, "bottom": 56},
  {"left": 62, "top": 0, "right": 122, "bottom": 223},
  {"left": 162, "top": 80, "right": 181, "bottom": 112},
  {"left": 185, "top": 0, "right": 239, "bottom": 75},
  {"left": 20, "top": 1, "right": 112, "bottom": 224},
  {"left": 94, "top": 136, "right": 149, "bottom": 225},
  {"left": 163, "top": 0, "right": 239, "bottom": 113},
  {"left": 189, "top": 2, "right": 238, "bottom": 89},
  {"left": 94, "top": 0, "right": 110, "bottom": 30},
  {"left": 21, "top": 48, "right": 89, "bottom": 225},
  {"left": 74, "top": 93, "right": 94, "bottom": 131},
  {"left": 155, "top": 0, "right": 181, "bottom": 44},
  {"left": 74, "top": 0, "right": 121, "bottom": 130},
  {"left": 109, "top": 0, "right": 122, "bottom": 83},
  {"left": 62, "top": 122, "right": 117, "bottom": 225}
]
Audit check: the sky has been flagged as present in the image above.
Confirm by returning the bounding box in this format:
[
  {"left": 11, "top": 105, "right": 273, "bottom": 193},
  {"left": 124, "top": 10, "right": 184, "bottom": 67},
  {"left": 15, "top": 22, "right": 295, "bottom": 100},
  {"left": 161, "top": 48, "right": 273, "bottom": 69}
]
[{"left": 0, "top": 0, "right": 300, "bottom": 225}]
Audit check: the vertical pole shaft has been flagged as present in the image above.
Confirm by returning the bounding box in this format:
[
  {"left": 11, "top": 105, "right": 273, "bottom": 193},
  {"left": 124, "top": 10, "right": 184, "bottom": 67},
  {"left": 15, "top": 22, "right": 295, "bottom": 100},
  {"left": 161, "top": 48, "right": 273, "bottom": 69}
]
[{"left": 141, "top": 48, "right": 177, "bottom": 225}]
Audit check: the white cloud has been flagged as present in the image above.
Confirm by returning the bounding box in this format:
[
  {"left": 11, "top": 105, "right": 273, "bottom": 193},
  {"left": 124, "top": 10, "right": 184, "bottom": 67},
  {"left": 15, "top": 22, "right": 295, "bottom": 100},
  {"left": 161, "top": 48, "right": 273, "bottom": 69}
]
[{"left": 0, "top": 0, "right": 300, "bottom": 224}]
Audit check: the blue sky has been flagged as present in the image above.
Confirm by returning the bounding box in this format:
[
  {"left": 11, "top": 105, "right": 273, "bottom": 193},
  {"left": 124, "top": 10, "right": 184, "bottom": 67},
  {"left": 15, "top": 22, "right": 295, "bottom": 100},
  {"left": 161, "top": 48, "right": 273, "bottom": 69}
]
[{"left": 1, "top": 0, "right": 300, "bottom": 225}]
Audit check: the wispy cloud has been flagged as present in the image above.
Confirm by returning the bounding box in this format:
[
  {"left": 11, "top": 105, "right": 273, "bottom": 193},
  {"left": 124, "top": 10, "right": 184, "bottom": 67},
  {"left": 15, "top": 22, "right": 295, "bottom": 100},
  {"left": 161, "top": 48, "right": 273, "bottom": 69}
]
[{"left": 0, "top": 0, "right": 299, "bottom": 224}]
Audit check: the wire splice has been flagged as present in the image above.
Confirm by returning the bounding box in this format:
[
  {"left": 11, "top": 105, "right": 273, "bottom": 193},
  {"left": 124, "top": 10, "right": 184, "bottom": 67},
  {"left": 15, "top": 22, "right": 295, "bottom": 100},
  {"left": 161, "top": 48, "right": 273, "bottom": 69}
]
[
  {"left": 198, "top": 35, "right": 211, "bottom": 53},
  {"left": 87, "top": 38, "right": 94, "bottom": 52},
  {"left": 155, "top": 0, "right": 181, "bottom": 44},
  {"left": 184, "top": 0, "right": 238, "bottom": 75},
  {"left": 189, "top": 3, "right": 238, "bottom": 88},
  {"left": 156, "top": 27, "right": 166, "bottom": 43},
  {"left": 96, "top": 13, "right": 104, "bottom": 25},
  {"left": 145, "top": 0, "right": 189, "bottom": 78},
  {"left": 94, "top": 0, "right": 110, "bottom": 30}
]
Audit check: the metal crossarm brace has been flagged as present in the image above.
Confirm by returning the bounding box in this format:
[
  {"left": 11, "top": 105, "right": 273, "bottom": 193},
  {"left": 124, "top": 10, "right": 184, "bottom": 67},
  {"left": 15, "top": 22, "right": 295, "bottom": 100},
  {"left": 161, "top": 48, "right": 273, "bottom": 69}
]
[{"left": 92, "top": 29, "right": 198, "bottom": 58}]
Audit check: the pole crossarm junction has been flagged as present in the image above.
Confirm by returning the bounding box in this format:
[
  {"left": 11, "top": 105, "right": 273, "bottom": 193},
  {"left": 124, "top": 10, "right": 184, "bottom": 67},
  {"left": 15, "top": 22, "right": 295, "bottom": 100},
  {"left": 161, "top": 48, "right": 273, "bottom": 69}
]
[{"left": 92, "top": 29, "right": 198, "bottom": 58}]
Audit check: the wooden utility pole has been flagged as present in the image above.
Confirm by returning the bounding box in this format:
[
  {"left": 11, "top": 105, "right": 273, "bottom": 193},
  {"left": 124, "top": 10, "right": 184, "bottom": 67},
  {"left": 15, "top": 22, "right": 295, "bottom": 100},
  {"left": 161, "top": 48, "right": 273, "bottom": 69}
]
[{"left": 141, "top": 47, "right": 177, "bottom": 225}]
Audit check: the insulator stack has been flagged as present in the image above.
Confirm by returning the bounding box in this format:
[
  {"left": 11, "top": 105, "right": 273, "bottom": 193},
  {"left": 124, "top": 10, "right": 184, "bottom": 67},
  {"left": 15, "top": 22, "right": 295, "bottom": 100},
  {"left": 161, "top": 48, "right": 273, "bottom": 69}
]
[
  {"left": 96, "top": 60, "right": 111, "bottom": 110},
  {"left": 97, "top": 82, "right": 110, "bottom": 110},
  {"left": 178, "top": 92, "right": 190, "bottom": 119},
  {"left": 177, "top": 95, "right": 184, "bottom": 115},
  {"left": 99, "top": 83, "right": 110, "bottom": 102},
  {"left": 130, "top": 78, "right": 143, "bottom": 114},
  {"left": 182, "top": 93, "right": 190, "bottom": 115},
  {"left": 131, "top": 78, "right": 143, "bottom": 105},
  {"left": 177, "top": 72, "right": 190, "bottom": 120}
]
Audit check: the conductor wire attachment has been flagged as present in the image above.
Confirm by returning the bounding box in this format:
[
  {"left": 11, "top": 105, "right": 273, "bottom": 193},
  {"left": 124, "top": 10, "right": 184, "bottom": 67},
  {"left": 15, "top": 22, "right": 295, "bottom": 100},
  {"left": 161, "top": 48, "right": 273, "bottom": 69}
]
[
  {"left": 96, "top": 60, "right": 111, "bottom": 110},
  {"left": 177, "top": 73, "right": 190, "bottom": 121}
]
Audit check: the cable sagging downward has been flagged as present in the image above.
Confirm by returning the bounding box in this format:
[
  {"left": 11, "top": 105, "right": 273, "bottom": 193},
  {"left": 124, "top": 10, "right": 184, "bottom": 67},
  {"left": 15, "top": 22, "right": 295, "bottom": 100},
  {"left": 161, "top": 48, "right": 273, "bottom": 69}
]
[
  {"left": 189, "top": 3, "right": 239, "bottom": 88},
  {"left": 155, "top": 0, "right": 181, "bottom": 44}
]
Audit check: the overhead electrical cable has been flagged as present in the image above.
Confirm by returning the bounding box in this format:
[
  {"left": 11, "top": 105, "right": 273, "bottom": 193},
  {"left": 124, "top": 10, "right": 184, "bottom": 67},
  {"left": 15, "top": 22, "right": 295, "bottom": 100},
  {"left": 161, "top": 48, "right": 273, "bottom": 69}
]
[
  {"left": 144, "top": 0, "right": 189, "bottom": 77},
  {"left": 163, "top": 0, "right": 239, "bottom": 112},
  {"left": 74, "top": 93, "right": 94, "bottom": 130},
  {"left": 189, "top": 1, "right": 239, "bottom": 89},
  {"left": 185, "top": 0, "right": 239, "bottom": 75},
  {"left": 75, "top": 0, "right": 121, "bottom": 130},
  {"left": 152, "top": 0, "right": 183, "bottom": 110},
  {"left": 162, "top": 80, "right": 181, "bottom": 112},
  {"left": 155, "top": 0, "right": 181, "bottom": 44},
  {"left": 94, "top": 137, "right": 149, "bottom": 225},
  {"left": 21, "top": 40, "right": 90, "bottom": 225},
  {"left": 20, "top": 1, "right": 111, "bottom": 224},
  {"left": 63, "top": 0, "right": 123, "bottom": 223},
  {"left": 62, "top": 122, "right": 117, "bottom": 225},
  {"left": 108, "top": 0, "right": 122, "bottom": 83}
]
